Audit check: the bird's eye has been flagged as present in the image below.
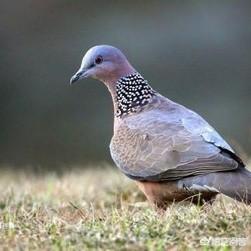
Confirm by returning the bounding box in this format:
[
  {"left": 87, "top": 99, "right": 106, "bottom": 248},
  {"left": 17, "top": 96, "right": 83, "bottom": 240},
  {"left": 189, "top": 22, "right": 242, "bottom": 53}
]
[{"left": 95, "top": 56, "right": 103, "bottom": 65}]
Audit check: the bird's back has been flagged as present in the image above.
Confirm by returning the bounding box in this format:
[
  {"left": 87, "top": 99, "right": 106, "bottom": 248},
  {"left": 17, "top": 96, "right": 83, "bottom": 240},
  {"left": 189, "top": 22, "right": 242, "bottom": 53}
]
[{"left": 110, "top": 94, "right": 239, "bottom": 180}]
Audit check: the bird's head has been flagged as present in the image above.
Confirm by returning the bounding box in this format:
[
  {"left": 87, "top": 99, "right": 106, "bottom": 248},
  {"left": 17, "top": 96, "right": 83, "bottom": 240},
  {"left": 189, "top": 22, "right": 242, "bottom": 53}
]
[{"left": 70, "top": 45, "right": 136, "bottom": 85}]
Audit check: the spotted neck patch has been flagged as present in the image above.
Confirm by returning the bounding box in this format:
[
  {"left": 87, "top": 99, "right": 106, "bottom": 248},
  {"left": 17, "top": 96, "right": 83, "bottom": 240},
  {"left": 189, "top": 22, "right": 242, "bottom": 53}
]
[{"left": 115, "top": 73, "right": 156, "bottom": 117}]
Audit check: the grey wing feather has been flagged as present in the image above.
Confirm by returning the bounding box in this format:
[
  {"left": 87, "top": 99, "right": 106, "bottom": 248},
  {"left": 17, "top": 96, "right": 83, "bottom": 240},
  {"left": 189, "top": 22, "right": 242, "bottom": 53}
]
[
  {"left": 182, "top": 111, "right": 234, "bottom": 152},
  {"left": 110, "top": 101, "right": 240, "bottom": 181}
]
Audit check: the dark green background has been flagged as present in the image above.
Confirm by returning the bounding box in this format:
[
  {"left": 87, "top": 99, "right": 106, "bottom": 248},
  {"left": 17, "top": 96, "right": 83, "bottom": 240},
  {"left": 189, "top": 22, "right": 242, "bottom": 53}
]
[{"left": 0, "top": 1, "right": 250, "bottom": 168}]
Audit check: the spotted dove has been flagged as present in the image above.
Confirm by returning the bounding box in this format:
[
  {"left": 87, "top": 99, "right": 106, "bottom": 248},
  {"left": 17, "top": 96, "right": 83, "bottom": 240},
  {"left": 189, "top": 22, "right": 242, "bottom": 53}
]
[{"left": 70, "top": 45, "right": 251, "bottom": 208}]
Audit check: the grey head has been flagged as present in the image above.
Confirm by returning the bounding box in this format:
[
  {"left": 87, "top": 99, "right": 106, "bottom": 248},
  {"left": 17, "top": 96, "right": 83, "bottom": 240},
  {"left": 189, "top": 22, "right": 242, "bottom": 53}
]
[{"left": 70, "top": 45, "right": 136, "bottom": 85}]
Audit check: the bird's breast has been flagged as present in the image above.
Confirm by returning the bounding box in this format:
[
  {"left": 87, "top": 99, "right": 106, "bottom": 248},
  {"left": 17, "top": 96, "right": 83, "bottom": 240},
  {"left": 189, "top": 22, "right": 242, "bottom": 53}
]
[{"left": 110, "top": 119, "right": 151, "bottom": 176}]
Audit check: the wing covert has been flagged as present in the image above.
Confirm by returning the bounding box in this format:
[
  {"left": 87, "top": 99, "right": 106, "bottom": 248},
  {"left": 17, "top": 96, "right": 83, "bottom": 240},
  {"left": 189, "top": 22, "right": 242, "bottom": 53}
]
[{"left": 110, "top": 105, "right": 240, "bottom": 181}]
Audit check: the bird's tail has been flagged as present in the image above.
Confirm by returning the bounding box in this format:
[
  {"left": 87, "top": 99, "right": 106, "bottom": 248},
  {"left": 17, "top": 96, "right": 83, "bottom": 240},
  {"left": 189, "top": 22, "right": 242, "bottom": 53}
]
[{"left": 181, "top": 167, "right": 251, "bottom": 204}]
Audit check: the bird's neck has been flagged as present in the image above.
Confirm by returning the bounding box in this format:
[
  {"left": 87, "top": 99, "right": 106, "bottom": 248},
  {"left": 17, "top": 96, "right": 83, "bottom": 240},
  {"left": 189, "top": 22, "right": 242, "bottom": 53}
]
[{"left": 110, "top": 73, "right": 157, "bottom": 118}]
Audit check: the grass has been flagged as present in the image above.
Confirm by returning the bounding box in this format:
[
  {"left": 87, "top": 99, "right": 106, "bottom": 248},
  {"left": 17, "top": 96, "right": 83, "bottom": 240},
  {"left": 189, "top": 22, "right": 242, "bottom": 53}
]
[{"left": 0, "top": 163, "right": 250, "bottom": 251}]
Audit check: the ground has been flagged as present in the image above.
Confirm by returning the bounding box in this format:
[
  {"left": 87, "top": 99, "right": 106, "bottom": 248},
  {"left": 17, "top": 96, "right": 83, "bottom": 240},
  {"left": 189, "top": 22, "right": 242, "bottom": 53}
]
[{"left": 0, "top": 163, "right": 250, "bottom": 251}]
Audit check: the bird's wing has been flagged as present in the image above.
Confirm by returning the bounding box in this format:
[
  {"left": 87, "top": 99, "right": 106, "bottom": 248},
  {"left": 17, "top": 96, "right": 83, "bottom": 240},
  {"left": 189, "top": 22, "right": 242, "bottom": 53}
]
[
  {"left": 181, "top": 109, "right": 234, "bottom": 152},
  {"left": 110, "top": 103, "right": 242, "bottom": 181}
]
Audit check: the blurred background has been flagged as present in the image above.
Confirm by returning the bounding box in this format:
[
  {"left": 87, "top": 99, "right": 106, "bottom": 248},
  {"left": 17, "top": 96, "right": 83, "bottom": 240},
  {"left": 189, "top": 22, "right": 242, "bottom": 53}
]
[{"left": 0, "top": 0, "right": 250, "bottom": 170}]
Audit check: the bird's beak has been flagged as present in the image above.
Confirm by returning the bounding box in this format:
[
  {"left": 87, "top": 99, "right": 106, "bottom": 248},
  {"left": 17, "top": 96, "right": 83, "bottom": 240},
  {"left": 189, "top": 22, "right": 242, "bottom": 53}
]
[{"left": 70, "top": 69, "right": 89, "bottom": 85}]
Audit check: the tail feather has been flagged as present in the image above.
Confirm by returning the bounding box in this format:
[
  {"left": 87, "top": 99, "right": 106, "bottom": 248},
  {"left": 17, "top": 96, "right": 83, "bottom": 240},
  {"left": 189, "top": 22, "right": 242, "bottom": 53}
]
[{"left": 180, "top": 167, "right": 251, "bottom": 204}]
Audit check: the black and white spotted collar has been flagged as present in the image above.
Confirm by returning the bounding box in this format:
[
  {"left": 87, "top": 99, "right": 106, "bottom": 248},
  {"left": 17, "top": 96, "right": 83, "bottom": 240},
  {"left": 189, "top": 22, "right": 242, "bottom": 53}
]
[{"left": 115, "top": 73, "right": 156, "bottom": 117}]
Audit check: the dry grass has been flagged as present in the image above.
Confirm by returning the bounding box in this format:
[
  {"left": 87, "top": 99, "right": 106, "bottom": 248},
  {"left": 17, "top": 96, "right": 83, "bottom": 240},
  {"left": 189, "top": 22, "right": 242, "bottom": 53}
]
[{"left": 0, "top": 163, "right": 251, "bottom": 251}]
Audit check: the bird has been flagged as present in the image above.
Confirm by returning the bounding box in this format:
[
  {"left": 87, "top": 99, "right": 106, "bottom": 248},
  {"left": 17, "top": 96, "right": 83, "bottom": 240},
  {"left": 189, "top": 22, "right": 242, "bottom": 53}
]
[{"left": 70, "top": 45, "right": 251, "bottom": 209}]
